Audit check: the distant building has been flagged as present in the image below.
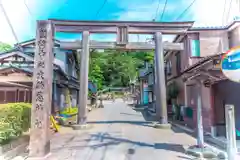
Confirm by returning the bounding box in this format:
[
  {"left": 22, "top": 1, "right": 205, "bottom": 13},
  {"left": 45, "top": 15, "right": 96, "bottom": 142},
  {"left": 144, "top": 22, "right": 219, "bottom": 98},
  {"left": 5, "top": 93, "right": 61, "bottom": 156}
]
[{"left": 138, "top": 61, "right": 155, "bottom": 112}]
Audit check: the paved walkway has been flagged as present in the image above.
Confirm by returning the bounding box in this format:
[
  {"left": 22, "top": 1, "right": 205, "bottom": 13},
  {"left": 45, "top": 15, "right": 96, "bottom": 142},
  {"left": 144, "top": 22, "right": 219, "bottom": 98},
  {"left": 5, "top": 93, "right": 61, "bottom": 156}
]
[
  {"left": 15, "top": 100, "right": 199, "bottom": 160},
  {"left": 46, "top": 100, "right": 197, "bottom": 160}
]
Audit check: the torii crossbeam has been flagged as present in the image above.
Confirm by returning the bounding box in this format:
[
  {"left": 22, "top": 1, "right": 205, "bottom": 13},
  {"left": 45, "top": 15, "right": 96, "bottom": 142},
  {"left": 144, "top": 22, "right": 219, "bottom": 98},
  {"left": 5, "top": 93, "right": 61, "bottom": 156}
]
[{"left": 28, "top": 19, "right": 194, "bottom": 159}]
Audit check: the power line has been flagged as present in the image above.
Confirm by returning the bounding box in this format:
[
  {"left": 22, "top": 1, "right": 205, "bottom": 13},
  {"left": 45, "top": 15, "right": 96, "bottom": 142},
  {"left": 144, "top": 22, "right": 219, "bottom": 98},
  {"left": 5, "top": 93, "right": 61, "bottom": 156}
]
[
  {"left": 222, "top": 0, "right": 227, "bottom": 25},
  {"left": 0, "top": 0, "right": 19, "bottom": 44},
  {"left": 95, "top": 0, "right": 108, "bottom": 18},
  {"left": 226, "top": 0, "right": 233, "bottom": 24},
  {"left": 153, "top": 0, "right": 161, "bottom": 21},
  {"left": 176, "top": 0, "right": 197, "bottom": 21},
  {"left": 23, "top": 0, "right": 33, "bottom": 19},
  {"left": 160, "top": 0, "right": 168, "bottom": 21}
]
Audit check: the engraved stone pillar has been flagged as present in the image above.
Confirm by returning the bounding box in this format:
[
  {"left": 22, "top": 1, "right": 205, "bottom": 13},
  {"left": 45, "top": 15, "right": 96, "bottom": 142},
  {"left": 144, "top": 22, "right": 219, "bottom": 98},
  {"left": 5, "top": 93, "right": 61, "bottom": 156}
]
[
  {"left": 77, "top": 31, "right": 90, "bottom": 125},
  {"left": 29, "top": 20, "right": 54, "bottom": 158}
]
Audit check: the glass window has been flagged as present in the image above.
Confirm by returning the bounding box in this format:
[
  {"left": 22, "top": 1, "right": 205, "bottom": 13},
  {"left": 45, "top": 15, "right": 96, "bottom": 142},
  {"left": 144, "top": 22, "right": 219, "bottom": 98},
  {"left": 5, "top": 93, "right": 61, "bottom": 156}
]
[{"left": 191, "top": 40, "right": 200, "bottom": 57}]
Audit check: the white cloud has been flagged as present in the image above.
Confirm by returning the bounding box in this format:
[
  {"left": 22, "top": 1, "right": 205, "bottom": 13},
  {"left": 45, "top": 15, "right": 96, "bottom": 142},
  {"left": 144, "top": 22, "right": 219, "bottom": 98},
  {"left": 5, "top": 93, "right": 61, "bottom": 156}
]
[
  {"left": 111, "top": 0, "right": 181, "bottom": 42},
  {"left": 114, "top": 0, "right": 240, "bottom": 27},
  {"left": 0, "top": 0, "right": 25, "bottom": 44},
  {"left": 190, "top": 0, "right": 239, "bottom": 27},
  {"left": 0, "top": 0, "right": 35, "bottom": 45},
  {"left": 114, "top": 0, "right": 179, "bottom": 21}
]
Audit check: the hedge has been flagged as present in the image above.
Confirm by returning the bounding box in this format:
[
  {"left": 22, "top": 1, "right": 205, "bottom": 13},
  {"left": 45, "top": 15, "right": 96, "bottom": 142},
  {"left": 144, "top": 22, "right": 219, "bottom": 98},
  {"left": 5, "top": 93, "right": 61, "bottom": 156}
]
[{"left": 0, "top": 103, "right": 31, "bottom": 145}]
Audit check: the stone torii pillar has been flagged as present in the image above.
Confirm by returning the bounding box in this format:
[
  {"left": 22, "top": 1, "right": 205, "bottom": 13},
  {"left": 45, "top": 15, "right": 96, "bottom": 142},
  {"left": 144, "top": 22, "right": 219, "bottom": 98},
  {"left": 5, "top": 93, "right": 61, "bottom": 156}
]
[
  {"left": 154, "top": 32, "right": 170, "bottom": 128},
  {"left": 29, "top": 20, "right": 54, "bottom": 158},
  {"left": 73, "top": 31, "right": 90, "bottom": 129}
]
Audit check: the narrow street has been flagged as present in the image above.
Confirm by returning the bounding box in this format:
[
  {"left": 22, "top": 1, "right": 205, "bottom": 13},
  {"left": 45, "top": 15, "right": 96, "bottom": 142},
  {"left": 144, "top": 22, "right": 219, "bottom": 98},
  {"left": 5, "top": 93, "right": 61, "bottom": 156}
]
[{"left": 44, "top": 100, "right": 197, "bottom": 160}]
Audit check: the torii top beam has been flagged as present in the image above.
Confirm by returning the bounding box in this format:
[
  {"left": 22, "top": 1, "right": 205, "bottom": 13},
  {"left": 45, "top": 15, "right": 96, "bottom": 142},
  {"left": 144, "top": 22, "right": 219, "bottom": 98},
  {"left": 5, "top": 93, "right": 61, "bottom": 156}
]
[{"left": 49, "top": 19, "right": 194, "bottom": 34}]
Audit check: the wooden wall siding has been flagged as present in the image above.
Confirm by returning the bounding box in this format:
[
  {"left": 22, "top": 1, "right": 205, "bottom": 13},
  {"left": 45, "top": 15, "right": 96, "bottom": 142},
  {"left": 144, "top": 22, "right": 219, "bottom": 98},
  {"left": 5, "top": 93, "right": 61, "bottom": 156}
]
[
  {"left": 0, "top": 74, "right": 32, "bottom": 82},
  {"left": 0, "top": 89, "right": 32, "bottom": 104}
]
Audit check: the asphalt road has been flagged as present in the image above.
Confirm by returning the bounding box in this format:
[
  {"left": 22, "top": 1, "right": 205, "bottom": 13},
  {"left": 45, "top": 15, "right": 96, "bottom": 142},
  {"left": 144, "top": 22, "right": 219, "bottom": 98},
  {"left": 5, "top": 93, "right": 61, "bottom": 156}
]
[
  {"left": 13, "top": 100, "right": 197, "bottom": 160},
  {"left": 46, "top": 100, "right": 197, "bottom": 160}
]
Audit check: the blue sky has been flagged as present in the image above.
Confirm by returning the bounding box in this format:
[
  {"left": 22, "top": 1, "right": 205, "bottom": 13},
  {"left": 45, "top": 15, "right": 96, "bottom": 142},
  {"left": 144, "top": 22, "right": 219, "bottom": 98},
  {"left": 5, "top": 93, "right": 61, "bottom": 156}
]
[{"left": 0, "top": 0, "right": 239, "bottom": 45}]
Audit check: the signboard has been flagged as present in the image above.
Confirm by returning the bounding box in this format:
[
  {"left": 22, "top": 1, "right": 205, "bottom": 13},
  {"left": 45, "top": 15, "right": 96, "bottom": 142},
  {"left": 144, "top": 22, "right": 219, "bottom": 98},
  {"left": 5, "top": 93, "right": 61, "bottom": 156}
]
[
  {"left": 213, "top": 59, "right": 221, "bottom": 69},
  {"left": 221, "top": 47, "right": 240, "bottom": 83}
]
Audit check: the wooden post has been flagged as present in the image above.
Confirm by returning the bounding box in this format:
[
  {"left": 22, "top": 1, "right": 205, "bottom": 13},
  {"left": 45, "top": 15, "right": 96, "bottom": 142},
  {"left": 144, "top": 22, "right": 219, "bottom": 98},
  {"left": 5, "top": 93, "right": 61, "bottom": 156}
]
[
  {"left": 29, "top": 20, "right": 54, "bottom": 158},
  {"left": 225, "top": 104, "right": 237, "bottom": 160},
  {"left": 24, "top": 90, "right": 27, "bottom": 102},
  {"left": 4, "top": 90, "right": 6, "bottom": 103},
  {"left": 15, "top": 89, "right": 17, "bottom": 102},
  {"left": 77, "top": 31, "right": 90, "bottom": 125},
  {"left": 196, "top": 81, "right": 204, "bottom": 148},
  {"left": 184, "top": 83, "right": 188, "bottom": 107}
]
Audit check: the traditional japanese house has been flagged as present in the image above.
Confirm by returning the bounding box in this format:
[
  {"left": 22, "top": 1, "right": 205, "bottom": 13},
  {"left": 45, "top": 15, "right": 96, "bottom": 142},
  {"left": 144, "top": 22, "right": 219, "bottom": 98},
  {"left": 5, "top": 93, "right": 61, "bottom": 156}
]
[
  {"left": 138, "top": 61, "right": 155, "bottom": 113},
  {"left": 165, "top": 20, "right": 240, "bottom": 145},
  {"left": 0, "top": 39, "right": 79, "bottom": 113}
]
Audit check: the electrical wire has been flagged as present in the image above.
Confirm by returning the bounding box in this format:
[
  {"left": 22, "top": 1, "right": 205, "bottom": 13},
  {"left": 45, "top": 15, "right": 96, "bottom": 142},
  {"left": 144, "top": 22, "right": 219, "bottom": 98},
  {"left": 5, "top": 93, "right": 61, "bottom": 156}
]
[
  {"left": 95, "top": 0, "right": 108, "bottom": 18},
  {"left": 222, "top": 0, "right": 228, "bottom": 25},
  {"left": 0, "top": 0, "right": 19, "bottom": 44},
  {"left": 160, "top": 0, "right": 168, "bottom": 21},
  {"left": 176, "top": 0, "right": 197, "bottom": 21},
  {"left": 23, "top": 0, "right": 34, "bottom": 19},
  {"left": 225, "top": 0, "right": 233, "bottom": 24},
  {"left": 153, "top": 0, "right": 161, "bottom": 21}
]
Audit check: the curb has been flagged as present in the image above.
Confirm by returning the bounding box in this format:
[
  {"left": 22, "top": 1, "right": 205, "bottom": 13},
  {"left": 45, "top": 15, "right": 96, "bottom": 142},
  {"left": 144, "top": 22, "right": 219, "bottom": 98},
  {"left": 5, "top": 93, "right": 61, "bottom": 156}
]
[{"left": 169, "top": 121, "right": 228, "bottom": 159}]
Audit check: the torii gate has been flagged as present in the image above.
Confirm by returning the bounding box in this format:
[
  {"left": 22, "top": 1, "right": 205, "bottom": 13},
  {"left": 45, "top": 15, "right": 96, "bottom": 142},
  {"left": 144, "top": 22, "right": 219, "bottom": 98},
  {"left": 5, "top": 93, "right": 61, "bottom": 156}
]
[{"left": 28, "top": 19, "right": 193, "bottom": 158}]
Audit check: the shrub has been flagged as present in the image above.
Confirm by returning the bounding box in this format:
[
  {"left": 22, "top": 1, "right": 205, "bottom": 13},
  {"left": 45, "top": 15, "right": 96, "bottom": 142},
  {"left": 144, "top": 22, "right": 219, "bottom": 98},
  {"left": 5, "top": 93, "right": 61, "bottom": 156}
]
[{"left": 0, "top": 103, "right": 31, "bottom": 145}]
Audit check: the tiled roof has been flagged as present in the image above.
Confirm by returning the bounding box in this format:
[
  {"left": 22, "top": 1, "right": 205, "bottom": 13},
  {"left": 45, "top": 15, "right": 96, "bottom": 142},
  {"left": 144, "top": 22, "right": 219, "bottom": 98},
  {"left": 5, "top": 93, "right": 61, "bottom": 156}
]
[
  {"left": 191, "top": 26, "right": 227, "bottom": 30},
  {"left": 0, "top": 48, "right": 19, "bottom": 55},
  {"left": 183, "top": 53, "right": 224, "bottom": 73},
  {"left": 190, "top": 20, "right": 240, "bottom": 31}
]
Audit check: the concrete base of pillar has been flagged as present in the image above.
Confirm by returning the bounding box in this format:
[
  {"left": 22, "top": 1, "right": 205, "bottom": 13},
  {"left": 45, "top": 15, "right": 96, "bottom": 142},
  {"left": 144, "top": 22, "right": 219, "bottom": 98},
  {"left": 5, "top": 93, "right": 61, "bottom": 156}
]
[
  {"left": 152, "top": 122, "right": 171, "bottom": 129},
  {"left": 99, "top": 103, "right": 104, "bottom": 108},
  {"left": 185, "top": 145, "right": 219, "bottom": 159},
  {"left": 27, "top": 153, "right": 51, "bottom": 160}
]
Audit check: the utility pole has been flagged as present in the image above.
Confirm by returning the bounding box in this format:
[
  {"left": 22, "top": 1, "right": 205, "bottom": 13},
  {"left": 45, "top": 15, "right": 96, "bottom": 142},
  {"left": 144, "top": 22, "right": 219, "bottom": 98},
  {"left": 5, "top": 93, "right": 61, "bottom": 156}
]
[{"left": 0, "top": 0, "right": 19, "bottom": 44}]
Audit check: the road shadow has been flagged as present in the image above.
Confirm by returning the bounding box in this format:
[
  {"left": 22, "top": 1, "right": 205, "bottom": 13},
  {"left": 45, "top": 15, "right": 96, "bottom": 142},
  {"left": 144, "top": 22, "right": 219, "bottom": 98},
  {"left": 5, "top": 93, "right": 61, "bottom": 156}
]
[
  {"left": 120, "top": 112, "right": 142, "bottom": 117},
  {"left": 63, "top": 132, "right": 186, "bottom": 155},
  {"left": 87, "top": 120, "right": 153, "bottom": 127},
  {"left": 177, "top": 155, "right": 193, "bottom": 160},
  {"left": 139, "top": 110, "right": 157, "bottom": 122}
]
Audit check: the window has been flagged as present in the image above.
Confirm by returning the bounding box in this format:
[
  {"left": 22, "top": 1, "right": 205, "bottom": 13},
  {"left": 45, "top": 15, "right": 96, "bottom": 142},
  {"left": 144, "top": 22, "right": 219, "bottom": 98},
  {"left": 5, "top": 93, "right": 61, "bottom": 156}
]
[
  {"left": 176, "top": 52, "right": 181, "bottom": 75},
  {"left": 191, "top": 40, "right": 200, "bottom": 57}
]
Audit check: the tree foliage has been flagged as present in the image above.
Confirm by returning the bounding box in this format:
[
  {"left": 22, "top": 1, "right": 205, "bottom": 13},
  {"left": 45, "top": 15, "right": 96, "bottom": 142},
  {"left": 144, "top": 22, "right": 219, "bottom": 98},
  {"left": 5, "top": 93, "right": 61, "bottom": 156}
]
[
  {"left": 88, "top": 50, "right": 154, "bottom": 90},
  {"left": 0, "top": 42, "right": 12, "bottom": 53}
]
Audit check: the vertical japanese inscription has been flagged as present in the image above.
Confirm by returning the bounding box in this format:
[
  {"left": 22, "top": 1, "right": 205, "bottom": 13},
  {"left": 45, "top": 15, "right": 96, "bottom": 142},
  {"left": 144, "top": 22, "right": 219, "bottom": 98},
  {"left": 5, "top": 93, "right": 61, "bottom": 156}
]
[
  {"left": 29, "top": 20, "right": 53, "bottom": 157},
  {"left": 34, "top": 26, "right": 47, "bottom": 129}
]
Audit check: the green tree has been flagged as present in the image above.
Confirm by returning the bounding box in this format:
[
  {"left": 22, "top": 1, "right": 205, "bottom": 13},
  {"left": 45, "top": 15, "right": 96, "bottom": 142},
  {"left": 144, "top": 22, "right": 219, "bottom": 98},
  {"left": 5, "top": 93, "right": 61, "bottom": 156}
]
[
  {"left": 88, "top": 49, "right": 153, "bottom": 89},
  {"left": 0, "top": 42, "right": 12, "bottom": 52}
]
